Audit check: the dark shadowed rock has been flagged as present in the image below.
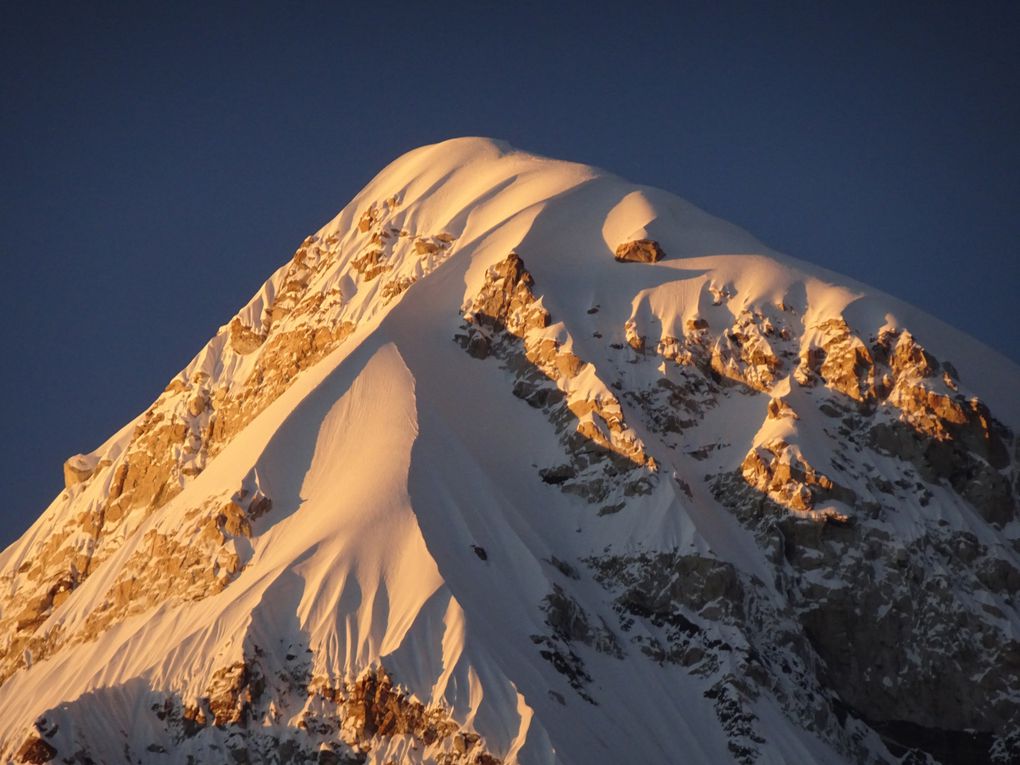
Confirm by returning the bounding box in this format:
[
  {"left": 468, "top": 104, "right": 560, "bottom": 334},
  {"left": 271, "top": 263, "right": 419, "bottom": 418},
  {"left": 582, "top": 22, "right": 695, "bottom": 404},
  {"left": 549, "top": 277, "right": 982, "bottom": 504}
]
[{"left": 15, "top": 736, "right": 56, "bottom": 764}]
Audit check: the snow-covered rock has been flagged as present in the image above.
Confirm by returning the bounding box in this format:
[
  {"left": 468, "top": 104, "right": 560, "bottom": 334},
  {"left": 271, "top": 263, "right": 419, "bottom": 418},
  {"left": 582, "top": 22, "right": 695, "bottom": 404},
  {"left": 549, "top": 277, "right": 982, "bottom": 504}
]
[{"left": 1, "top": 137, "right": 1017, "bottom": 765}]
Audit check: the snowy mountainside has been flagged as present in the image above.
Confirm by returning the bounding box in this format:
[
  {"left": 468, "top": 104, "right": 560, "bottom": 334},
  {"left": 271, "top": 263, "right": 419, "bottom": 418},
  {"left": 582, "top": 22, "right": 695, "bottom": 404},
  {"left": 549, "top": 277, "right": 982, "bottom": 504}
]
[{"left": 1, "top": 137, "right": 1018, "bottom": 765}]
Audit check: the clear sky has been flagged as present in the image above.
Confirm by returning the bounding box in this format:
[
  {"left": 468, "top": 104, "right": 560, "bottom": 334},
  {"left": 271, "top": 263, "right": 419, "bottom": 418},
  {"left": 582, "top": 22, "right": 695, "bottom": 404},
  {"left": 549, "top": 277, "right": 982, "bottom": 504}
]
[{"left": 2, "top": 1, "right": 1018, "bottom": 548}]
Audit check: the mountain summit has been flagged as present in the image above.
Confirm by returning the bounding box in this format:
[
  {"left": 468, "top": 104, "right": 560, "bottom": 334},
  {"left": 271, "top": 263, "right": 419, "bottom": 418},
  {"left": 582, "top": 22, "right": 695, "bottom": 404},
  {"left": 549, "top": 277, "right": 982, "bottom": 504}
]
[{"left": 1, "top": 138, "right": 1018, "bottom": 764}]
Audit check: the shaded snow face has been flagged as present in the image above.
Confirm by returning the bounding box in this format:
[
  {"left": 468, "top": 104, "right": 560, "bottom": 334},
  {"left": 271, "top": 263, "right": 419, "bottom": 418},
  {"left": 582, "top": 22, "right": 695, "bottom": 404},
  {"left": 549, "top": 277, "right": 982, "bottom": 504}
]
[{"left": 1, "top": 137, "right": 1018, "bottom": 765}]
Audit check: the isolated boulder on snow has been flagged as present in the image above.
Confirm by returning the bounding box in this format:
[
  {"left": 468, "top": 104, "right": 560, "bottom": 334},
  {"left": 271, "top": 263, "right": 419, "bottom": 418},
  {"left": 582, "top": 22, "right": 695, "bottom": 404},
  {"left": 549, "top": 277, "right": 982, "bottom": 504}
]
[{"left": 614, "top": 238, "right": 665, "bottom": 263}]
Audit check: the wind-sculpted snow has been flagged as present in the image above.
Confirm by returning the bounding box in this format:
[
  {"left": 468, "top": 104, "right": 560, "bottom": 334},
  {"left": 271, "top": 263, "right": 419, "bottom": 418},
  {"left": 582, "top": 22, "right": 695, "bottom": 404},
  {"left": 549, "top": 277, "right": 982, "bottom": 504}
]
[{"left": 1, "top": 137, "right": 1018, "bottom": 764}]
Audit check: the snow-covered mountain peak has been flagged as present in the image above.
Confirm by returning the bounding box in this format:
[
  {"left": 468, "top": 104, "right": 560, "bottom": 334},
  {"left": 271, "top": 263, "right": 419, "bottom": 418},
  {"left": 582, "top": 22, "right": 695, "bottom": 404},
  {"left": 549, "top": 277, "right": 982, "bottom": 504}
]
[{"left": 1, "top": 139, "right": 1018, "bottom": 765}]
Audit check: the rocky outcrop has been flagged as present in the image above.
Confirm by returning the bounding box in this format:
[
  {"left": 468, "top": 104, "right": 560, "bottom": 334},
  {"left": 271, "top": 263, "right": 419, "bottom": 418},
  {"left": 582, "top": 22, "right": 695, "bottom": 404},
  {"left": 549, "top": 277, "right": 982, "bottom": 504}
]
[
  {"left": 456, "top": 253, "right": 657, "bottom": 510},
  {"left": 530, "top": 584, "right": 624, "bottom": 703},
  {"left": 14, "top": 736, "right": 56, "bottom": 764},
  {"left": 741, "top": 439, "right": 856, "bottom": 516},
  {"left": 796, "top": 318, "right": 876, "bottom": 400},
  {"left": 0, "top": 487, "right": 270, "bottom": 685},
  {"left": 94, "top": 662, "right": 497, "bottom": 764},
  {"left": 5, "top": 140, "right": 1020, "bottom": 765},
  {"left": 600, "top": 277, "right": 1020, "bottom": 762},
  {"left": 637, "top": 303, "right": 796, "bottom": 395},
  {"left": 585, "top": 550, "right": 875, "bottom": 764},
  {"left": 207, "top": 320, "right": 357, "bottom": 454},
  {"left": 461, "top": 253, "right": 549, "bottom": 343},
  {"left": 620, "top": 299, "right": 799, "bottom": 464},
  {"left": 228, "top": 316, "right": 266, "bottom": 355},
  {"left": 791, "top": 321, "right": 1017, "bottom": 525},
  {"left": 352, "top": 202, "right": 455, "bottom": 289},
  {"left": 711, "top": 465, "right": 1020, "bottom": 763},
  {"left": 0, "top": 192, "right": 469, "bottom": 700},
  {"left": 336, "top": 668, "right": 501, "bottom": 764},
  {"left": 614, "top": 239, "right": 665, "bottom": 263},
  {"left": 350, "top": 249, "right": 389, "bottom": 281},
  {"left": 17, "top": 647, "right": 504, "bottom": 765},
  {"left": 61, "top": 454, "right": 99, "bottom": 489},
  {"left": 708, "top": 309, "right": 792, "bottom": 392}
]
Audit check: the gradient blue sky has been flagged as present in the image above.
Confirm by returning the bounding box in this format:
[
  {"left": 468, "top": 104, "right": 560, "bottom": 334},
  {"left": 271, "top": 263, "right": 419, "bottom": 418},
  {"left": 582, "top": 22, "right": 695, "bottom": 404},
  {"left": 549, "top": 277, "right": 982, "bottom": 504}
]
[{"left": 2, "top": 1, "right": 1018, "bottom": 547}]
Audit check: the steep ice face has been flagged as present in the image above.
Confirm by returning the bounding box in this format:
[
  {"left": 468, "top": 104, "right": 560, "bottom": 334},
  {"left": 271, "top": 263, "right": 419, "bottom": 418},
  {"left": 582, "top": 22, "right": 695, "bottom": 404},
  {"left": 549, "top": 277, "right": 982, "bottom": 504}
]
[{"left": 1, "top": 137, "right": 1018, "bottom": 765}]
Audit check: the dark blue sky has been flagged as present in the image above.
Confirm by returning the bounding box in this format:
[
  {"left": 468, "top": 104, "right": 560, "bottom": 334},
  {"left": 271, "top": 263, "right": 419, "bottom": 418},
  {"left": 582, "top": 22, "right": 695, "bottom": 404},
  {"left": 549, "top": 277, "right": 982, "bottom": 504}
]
[{"left": 2, "top": 1, "right": 1018, "bottom": 548}]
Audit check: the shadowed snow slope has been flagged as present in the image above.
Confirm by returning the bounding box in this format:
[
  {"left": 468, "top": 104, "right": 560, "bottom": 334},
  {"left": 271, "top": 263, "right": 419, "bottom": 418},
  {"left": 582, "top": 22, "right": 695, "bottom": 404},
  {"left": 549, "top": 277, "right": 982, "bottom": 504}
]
[{"left": 1, "top": 138, "right": 1018, "bottom": 765}]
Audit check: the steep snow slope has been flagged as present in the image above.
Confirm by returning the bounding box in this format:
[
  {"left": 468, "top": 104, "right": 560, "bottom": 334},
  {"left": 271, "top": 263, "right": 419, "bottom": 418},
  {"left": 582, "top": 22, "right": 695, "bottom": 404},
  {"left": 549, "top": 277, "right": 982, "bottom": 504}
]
[{"left": 1, "top": 138, "right": 1018, "bottom": 765}]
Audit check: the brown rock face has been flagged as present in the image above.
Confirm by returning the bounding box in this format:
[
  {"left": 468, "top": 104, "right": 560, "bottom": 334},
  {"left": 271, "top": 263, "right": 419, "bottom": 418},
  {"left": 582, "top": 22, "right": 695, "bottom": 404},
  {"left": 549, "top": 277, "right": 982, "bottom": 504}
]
[
  {"left": 0, "top": 487, "right": 270, "bottom": 685},
  {"left": 0, "top": 235, "right": 358, "bottom": 687},
  {"left": 357, "top": 207, "right": 380, "bottom": 233},
  {"left": 645, "top": 300, "right": 796, "bottom": 397},
  {"left": 798, "top": 319, "right": 876, "bottom": 401},
  {"left": 350, "top": 249, "right": 389, "bottom": 281},
  {"left": 456, "top": 253, "right": 656, "bottom": 509},
  {"left": 461, "top": 255, "right": 642, "bottom": 473},
  {"left": 709, "top": 310, "right": 788, "bottom": 392},
  {"left": 794, "top": 321, "right": 1016, "bottom": 526},
  {"left": 337, "top": 669, "right": 502, "bottom": 764},
  {"left": 205, "top": 660, "right": 266, "bottom": 727},
  {"left": 741, "top": 440, "right": 856, "bottom": 515},
  {"left": 208, "top": 321, "right": 357, "bottom": 454},
  {"left": 584, "top": 550, "right": 870, "bottom": 763},
  {"left": 228, "top": 317, "right": 266, "bottom": 355},
  {"left": 62, "top": 455, "right": 97, "bottom": 489},
  {"left": 711, "top": 461, "right": 1020, "bottom": 758},
  {"left": 0, "top": 198, "right": 462, "bottom": 697},
  {"left": 15, "top": 736, "right": 56, "bottom": 764},
  {"left": 614, "top": 238, "right": 665, "bottom": 263},
  {"left": 178, "top": 659, "right": 500, "bottom": 765},
  {"left": 464, "top": 252, "right": 549, "bottom": 337}
]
